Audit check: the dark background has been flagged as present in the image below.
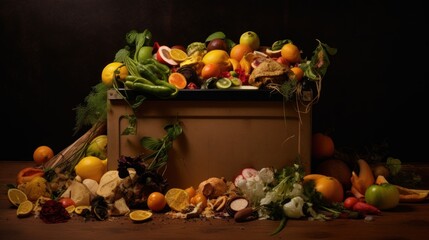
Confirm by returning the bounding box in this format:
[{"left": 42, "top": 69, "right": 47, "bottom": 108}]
[{"left": 1, "top": 0, "right": 427, "bottom": 162}]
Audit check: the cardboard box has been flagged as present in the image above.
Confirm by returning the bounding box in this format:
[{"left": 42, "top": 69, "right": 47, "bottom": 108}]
[{"left": 107, "top": 89, "right": 312, "bottom": 188}]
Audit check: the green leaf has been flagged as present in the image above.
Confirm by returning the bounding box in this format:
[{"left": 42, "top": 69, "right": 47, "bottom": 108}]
[
  {"left": 205, "top": 31, "right": 226, "bottom": 42},
  {"left": 140, "top": 137, "right": 163, "bottom": 151},
  {"left": 270, "top": 215, "right": 288, "bottom": 236},
  {"left": 271, "top": 39, "right": 292, "bottom": 51}
]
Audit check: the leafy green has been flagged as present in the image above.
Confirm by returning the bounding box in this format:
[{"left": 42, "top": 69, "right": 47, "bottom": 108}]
[
  {"left": 386, "top": 157, "right": 402, "bottom": 176},
  {"left": 73, "top": 83, "right": 108, "bottom": 135},
  {"left": 301, "top": 39, "right": 337, "bottom": 81},
  {"left": 139, "top": 121, "right": 183, "bottom": 171}
]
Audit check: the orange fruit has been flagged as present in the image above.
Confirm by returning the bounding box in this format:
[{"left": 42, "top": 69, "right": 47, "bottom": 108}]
[
  {"left": 190, "top": 192, "right": 207, "bottom": 209},
  {"left": 184, "top": 186, "right": 196, "bottom": 201},
  {"left": 290, "top": 66, "right": 304, "bottom": 81},
  {"left": 168, "top": 72, "right": 187, "bottom": 89},
  {"left": 170, "top": 48, "right": 188, "bottom": 62},
  {"left": 314, "top": 176, "right": 344, "bottom": 203},
  {"left": 165, "top": 188, "right": 189, "bottom": 212},
  {"left": 311, "top": 133, "right": 335, "bottom": 160},
  {"left": 315, "top": 158, "right": 352, "bottom": 190},
  {"left": 201, "top": 63, "right": 221, "bottom": 79},
  {"left": 101, "top": 62, "right": 128, "bottom": 87},
  {"left": 33, "top": 145, "right": 54, "bottom": 165},
  {"left": 230, "top": 44, "right": 253, "bottom": 62},
  {"left": 281, "top": 43, "right": 302, "bottom": 64},
  {"left": 147, "top": 192, "right": 167, "bottom": 212}
]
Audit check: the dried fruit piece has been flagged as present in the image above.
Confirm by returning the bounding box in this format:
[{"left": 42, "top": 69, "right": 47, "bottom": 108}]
[
  {"left": 165, "top": 188, "right": 189, "bottom": 212},
  {"left": 129, "top": 210, "right": 153, "bottom": 222}
]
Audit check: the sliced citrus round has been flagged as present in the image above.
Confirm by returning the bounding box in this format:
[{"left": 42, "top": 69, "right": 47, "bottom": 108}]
[
  {"left": 165, "top": 188, "right": 189, "bottom": 212},
  {"left": 75, "top": 205, "right": 91, "bottom": 215},
  {"left": 230, "top": 77, "right": 242, "bottom": 86},
  {"left": 129, "top": 210, "right": 153, "bottom": 222},
  {"left": 17, "top": 200, "right": 33, "bottom": 217},
  {"left": 65, "top": 205, "right": 76, "bottom": 214},
  {"left": 170, "top": 48, "right": 188, "bottom": 62},
  {"left": 168, "top": 72, "right": 187, "bottom": 89},
  {"left": 8, "top": 188, "right": 28, "bottom": 207},
  {"left": 216, "top": 78, "right": 232, "bottom": 89}
]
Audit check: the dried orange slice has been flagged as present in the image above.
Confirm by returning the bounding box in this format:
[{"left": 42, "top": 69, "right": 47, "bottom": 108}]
[
  {"left": 8, "top": 188, "right": 28, "bottom": 207},
  {"left": 165, "top": 188, "right": 189, "bottom": 212},
  {"left": 17, "top": 200, "right": 33, "bottom": 217},
  {"left": 170, "top": 48, "right": 188, "bottom": 62},
  {"left": 129, "top": 210, "right": 153, "bottom": 222}
]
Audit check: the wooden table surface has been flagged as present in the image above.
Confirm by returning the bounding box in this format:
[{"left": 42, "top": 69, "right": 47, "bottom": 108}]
[{"left": 1, "top": 161, "right": 428, "bottom": 240}]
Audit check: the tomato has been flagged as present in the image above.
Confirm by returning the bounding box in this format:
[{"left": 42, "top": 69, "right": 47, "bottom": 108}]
[
  {"left": 343, "top": 196, "right": 359, "bottom": 210},
  {"left": 58, "top": 197, "right": 75, "bottom": 208},
  {"left": 364, "top": 183, "right": 399, "bottom": 210}
]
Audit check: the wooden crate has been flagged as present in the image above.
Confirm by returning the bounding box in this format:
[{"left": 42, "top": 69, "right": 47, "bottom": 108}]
[{"left": 107, "top": 89, "right": 312, "bottom": 188}]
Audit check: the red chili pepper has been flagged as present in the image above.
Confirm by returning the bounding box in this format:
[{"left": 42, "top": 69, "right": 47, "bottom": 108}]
[{"left": 352, "top": 201, "right": 382, "bottom": 215}]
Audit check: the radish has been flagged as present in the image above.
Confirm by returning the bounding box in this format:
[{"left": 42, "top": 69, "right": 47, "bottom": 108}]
[
  {"left": 234, "top": 174, "right": 244, "bottom": 187},
  {"left": 241, "top": 168, "right": 258, "bottom": 179}
]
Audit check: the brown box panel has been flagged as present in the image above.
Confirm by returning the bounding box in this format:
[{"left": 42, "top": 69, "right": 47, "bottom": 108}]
[{"left": 107, "top": 90, "right": 312, "bottom": 188}]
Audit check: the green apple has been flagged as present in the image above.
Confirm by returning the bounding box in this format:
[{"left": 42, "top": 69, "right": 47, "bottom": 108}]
[
  {"left": 365, "top": 183, "right": 400, "bottom": 210},
  {"left": 137, "top": 46, "right": 154, "bottom": 63},
  {"left": 239, "top": 31, "right": 260, "bottom": 51}
]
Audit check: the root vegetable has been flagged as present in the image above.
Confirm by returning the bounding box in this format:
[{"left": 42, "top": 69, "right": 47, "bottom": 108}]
[
  {"left": 352, "top": 201, "right": 381, "bottom": 215},
  {"left": 197, "top": 177, "right": 227, "bottom": 199}
]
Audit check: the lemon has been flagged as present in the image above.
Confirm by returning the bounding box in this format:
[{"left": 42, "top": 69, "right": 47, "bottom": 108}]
[
  {"left": 202, "top": 49, "right": 230, "bottom": 66},
  {"left": 129, "top": 210, "right": 153, "bottom": 222},
  {"left": 216, "top": 78, "right": 232, "bottom": 89},
  {"left": 17, "top": 200, "right": 33, "bottom": 217},
  {"left": 8, "top": 188, "right": 28, "bottom": 207},
  {"left": 170, "top": 48, "right": 188, "bottom": 62},
  {"left": 74, "top": 156, "right": 107, "bottom": 183},
  {"left": 65, "top": 205, "right": 76, "bottom": 214},
  {"left": 101, "top": 62, "right": 128, "bottom": 87},
  {"left": 165, "top": 188, "right": 189, "bottom": 212},
  {"left": 75, "top": 205, "right": 91, "bottom": 215}
]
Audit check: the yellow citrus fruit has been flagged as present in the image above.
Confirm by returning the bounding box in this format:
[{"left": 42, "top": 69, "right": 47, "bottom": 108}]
[
  {"left": 170, "top": 48, "right": 188, "bottom": 62},
  {"left": 33, "top": 145, "right": 54, "bottom": 165},
  {"left": 129, "top": 210, "right": 153, "bottom": 222},
  {"left": 230, "top": 44, "right": 253, "bottom": 62},
  {"left": 65, "top": 205, "right": 76, "bottom": 214},
  {"left": 74, "top": 156, "right": 107, "bottom": 183},
  {"left": 8, "top": 188, "right": 28, "bottom": 207},
  {"left": 202, "top": 49, "right": 230, "bottom": 66},
  {"left": 290, "top": 67, "right": 304, "bottom": 81},
  {"left": 147, "top": 192, "right": 167, "bottom": 212},
  {"left": 101, "top": 62, "right": 128, "bottom": 87},
  {"left": 184, "top": 186, "right": 196, "bottom": 201},
  {"left": 281, "top": 43, "right": 302, "bottom": 64},
  {"left": 17, "top": 200, "right": 33, "bottom": 217},
  {"left": 165, "top": 188, "right": 189, "bottom": 212},
  {"left": 75, "top": 206, "right": 91, "bottom": 215},
  {"left": 190, "top": 192, "right": 207, "bottom": 209},
  {"left": 168, "top": 72, "right": 187, "bottom": 89}
]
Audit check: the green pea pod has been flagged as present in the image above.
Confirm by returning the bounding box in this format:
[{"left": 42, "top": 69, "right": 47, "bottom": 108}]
[
  {"left": 146, "top": 64, "right": 168, "bottom": 81},
  {"left": 142, "top": 58, "right": 171, "bottom": 74},
  {"left": 137, "top": 64, "right": 158, "bottom": 82},
  {"left": 124, "top": 80, "right": 135, "bottom": 89},
  {"left": 133, "top": 77, "right": 155, "bottom": 85},
  {"left": 132, "top": 82, "right": 176, "bottom": 98},
  {"left": 154, "top": 79, "right": 176, "bottom": 90}
]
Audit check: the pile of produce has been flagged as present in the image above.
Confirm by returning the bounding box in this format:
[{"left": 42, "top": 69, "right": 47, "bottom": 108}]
[{"left": 6, "top": 28, "right": 429, "bottom": 235}]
